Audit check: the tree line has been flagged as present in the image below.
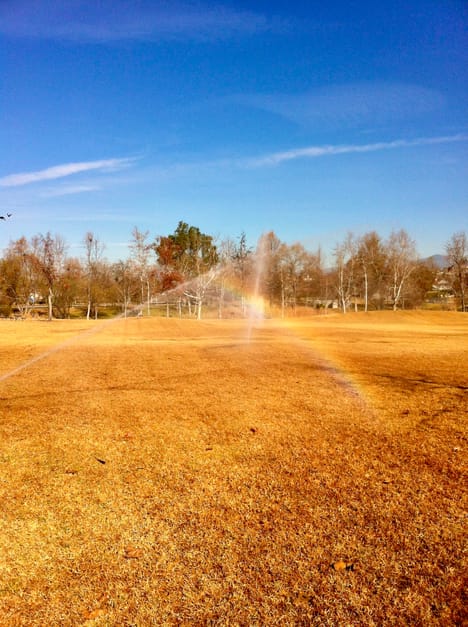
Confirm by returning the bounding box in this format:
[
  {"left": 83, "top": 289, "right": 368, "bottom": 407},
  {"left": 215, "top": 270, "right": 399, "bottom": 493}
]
[{"left": 0, "top": 222, "right": 466, "bottom": 319}]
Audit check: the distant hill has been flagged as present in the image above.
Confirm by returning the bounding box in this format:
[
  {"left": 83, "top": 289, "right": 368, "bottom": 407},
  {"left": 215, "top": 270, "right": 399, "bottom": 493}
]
[{"left": 420, "top": 254, "right": 447, "bottom": 269}]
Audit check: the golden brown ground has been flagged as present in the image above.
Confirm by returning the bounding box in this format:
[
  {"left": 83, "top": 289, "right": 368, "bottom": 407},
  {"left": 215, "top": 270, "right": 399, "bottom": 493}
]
[{"left": 0, "top": 312, "right": 466, "bottom": 625}]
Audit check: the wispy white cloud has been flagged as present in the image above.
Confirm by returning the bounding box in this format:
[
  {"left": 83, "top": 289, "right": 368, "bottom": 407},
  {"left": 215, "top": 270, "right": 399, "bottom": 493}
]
[
  {"left": 0, "top": 1, "right": 277, "bottom": 42},
  {"left": 234, "top": 82, "right": 445, "bottom": 129},
  {"left": 247, "top": 134, "right": 468, "bottom": 167},
  {"left": 0, "top": 157, "right": 137, "bottom": 188},
  {"left": 41, "top": 184, "right": 101, "bottom": 198}
]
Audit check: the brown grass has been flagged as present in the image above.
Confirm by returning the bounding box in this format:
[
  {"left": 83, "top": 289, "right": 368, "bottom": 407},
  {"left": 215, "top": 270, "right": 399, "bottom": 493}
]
[{"left": 0, "top": 312, "right": 466, "bottom": 626}]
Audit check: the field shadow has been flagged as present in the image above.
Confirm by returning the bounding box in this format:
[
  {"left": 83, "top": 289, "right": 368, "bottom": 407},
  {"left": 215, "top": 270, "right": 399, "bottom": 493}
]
[{"left": 375, "top": 373, "right": 467, "bottom": 391}]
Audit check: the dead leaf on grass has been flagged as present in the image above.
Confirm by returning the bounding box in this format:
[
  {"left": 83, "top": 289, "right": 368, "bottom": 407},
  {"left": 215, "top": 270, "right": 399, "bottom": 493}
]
[
  {"left": 331, "top": 560, "right": 354, "bottom": 571},
  {"left": 124, "top": 545, "right": 143, "bottom": 559},
  {"left": 83, "top": 608, "right": 106, "bottom": 620}
]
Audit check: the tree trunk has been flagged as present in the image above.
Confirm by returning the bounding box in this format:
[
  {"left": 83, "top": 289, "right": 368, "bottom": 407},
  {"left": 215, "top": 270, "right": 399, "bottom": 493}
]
[
  {"left": 47, "top": 289, "right": 53, "bottom": 321},
  {"left": 364, "top": 268, "right": 368, "bottom": 312},
  {"left": 459, "top": 272, "right": 466, "bottom": 312},
  {"left": 218, "top": 283, "right": 225, "bottom": 319}
]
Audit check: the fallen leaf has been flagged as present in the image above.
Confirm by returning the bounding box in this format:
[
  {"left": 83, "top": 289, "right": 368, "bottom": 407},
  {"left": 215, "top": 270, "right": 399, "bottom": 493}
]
[
  {"left": 331, "top": 560, "right": 354, "bottom": 571},
  {"left": 124, "top": 545, "right": 143, "bottom": 559},
  {"left": 83, "top": 608, "right": 106, "bottom": 620},
  {"left": 332, "top": 560, "right": 346, "bottom": 571}
]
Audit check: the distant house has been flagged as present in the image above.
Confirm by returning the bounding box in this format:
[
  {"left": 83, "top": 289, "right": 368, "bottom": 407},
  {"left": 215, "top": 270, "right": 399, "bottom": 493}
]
[
  {"left": 432, "top": 271, "right": 452, "bottom": 295},
  {"left": 429, "top": 262, "right": 467, "bottom": 309}
]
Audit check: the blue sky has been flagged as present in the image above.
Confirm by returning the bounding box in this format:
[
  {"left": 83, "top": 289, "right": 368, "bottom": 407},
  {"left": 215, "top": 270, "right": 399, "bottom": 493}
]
[{"left": 1, "top": 0, "right": 467, "bottom": 262}]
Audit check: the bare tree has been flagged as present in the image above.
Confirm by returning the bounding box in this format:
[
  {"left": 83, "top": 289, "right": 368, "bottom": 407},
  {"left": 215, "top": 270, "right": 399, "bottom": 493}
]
[
  {"left": 255, "top": 231, "right": 283, "bottom": 310},
  {"left": 300, "top": 246, "right": 325, "bottom": 308},
  {"left": 281, "top": 242, "right": 310, "bottom": 313},
  {"left": 112, "top": 260, "right": 137, "bottom": 317},
  {"left": 334, "top": 233, "right": 358, "bottom": 313},
  {"left": 231, "top": 231, "right": 253, "bottom": 316},
  {"left": 445, "top": 231, "right": 467, "bottom": 311},
  {"left": 84, "top": 232, "right": 105, "bottom": 320},
  {"left": 34, "top": 233, "right": 67, "bottom": 320},
  {"left": 216, "top": 237, "right": 236, "bottom": 318},
  {"left": 130, "top": 227, "right": 152, "bottom": 315},
  {"left": 54, "top": 257, "right": 82, "bottom": 318},
  {"left": 386, "top": 229, "right": 418, "bottom": 310}
]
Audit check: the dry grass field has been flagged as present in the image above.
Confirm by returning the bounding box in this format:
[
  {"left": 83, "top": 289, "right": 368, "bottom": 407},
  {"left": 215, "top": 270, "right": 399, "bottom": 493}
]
[{"left": 0, "top": 311, "right": 466, "bottom": 626}]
